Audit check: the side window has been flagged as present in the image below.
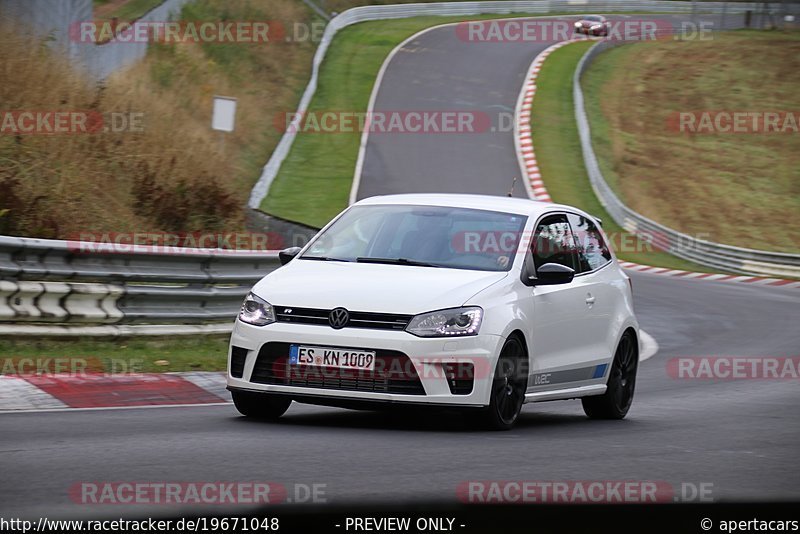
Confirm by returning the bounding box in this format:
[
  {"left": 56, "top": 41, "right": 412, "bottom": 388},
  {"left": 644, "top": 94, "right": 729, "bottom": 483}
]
[
  {"left": 531, "top": 214, "right": 579, "bottom": 272},
  {"left": 567, "top": 213, "right": 612, "bottom": 272}
]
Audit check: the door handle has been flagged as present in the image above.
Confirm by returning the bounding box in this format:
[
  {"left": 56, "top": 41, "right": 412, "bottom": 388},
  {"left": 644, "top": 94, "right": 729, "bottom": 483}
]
[{"left": 585, "top": 294, "right": 596, "bottom": 305}]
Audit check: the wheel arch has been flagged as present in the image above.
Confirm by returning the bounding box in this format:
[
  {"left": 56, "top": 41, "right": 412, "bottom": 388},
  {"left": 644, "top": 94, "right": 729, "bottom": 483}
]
[
  {"left": 505, "top": 329, "right": 530, "bottom": 388},
  {"left": 619, "top": 325, "right": 640, "bottom": 358}
]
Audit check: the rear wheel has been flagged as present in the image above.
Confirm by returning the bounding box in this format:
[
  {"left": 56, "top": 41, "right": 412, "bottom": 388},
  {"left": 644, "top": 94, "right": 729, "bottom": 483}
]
[
  {"left": 232, "top": 391, "right": 291, "bottom": 420},
  {"left": 582, "top": 331, "right": 638, "bottom": 419},
  {"left": 480, "top": 336, "right": 528, "bottom": 430}
]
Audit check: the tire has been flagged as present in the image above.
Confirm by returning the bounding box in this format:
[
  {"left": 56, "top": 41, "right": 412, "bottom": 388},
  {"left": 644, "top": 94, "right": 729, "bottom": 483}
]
[
  {"left": 479, "top": 336, "right": 528, "bottom": 430},
  {"left": 232, "top": 391, "right": 292, "bottom": 420},
  {"left": 582, "top": 331, "right": 638, "bottom": 419}
]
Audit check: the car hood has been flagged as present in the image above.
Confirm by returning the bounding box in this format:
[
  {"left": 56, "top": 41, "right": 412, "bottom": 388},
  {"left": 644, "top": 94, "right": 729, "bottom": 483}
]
[{"left": 251, "top": 260, "right": 508, "bottom": 314}]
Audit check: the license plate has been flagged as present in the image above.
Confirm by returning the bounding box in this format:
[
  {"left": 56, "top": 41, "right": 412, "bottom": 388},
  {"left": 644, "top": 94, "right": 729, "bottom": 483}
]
[{"left": 289, "top": 345, "right": 376, "bottom": 372}]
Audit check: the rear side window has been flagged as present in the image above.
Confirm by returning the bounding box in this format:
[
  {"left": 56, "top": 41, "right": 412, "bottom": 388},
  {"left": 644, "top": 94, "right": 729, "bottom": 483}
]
[
  {"left": 531, "top": 214, "right": 580, "bottom": 272},
  {"left": 567, "top": 213, "right": 612, "bottom": 272}
]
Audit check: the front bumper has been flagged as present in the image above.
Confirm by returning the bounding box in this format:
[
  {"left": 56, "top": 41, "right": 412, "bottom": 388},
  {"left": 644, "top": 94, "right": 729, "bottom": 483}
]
[
  {"left": 227, "top": 320, "right": 505, "bottom": 407},
  {"left": 575, "top": 27, "right": 605, "bottom": 36}
]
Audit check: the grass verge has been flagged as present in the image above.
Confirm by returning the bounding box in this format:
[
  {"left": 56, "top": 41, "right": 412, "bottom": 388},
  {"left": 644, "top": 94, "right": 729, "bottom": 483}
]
[
  {"left": 530, "top": 41, "right": 718, "bottom": 271},
  {"left": 261, "top": 13, "right": 617, "bottom": 228},
  {"left": 0, "top": 336, "right": 229, "bottom": 373},
  {"left": 581, "top": 31, "right": 800, "bottom": 254}
]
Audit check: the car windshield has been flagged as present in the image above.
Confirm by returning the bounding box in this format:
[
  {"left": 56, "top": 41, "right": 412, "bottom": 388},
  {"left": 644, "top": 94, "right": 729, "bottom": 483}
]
[
  {"left": 585, "top": 15, "right": 602, "bottom": 21},
  {"left": 301, "top": 204, "right": 528, "bottom": 272}
]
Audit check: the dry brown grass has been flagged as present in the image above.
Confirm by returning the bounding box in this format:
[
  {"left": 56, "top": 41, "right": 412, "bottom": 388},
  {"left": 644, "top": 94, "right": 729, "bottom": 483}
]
[{"left": 0, "top": 0, "right": 316, "bottom": 239}]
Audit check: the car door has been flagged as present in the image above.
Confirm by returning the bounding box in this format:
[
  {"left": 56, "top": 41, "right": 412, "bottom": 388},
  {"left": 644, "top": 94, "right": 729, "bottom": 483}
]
[
  {"left": 566, "top": 212, "right": 616, "bottom": 367},
  {"left": 527, "top": 213, "right": 596, "bottom": 391}
]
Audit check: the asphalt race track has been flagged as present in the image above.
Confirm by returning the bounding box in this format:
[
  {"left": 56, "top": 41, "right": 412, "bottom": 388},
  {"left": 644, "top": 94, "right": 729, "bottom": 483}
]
[
  {"left": 2, "top": 14, "right": 799, "bottom": 520},
  {"left": 354, "top": 15, "right": 742, "bottom": 200}
]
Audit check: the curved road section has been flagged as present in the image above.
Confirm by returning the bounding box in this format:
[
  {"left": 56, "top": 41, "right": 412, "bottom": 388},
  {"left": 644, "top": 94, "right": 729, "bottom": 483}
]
[
  {"left": 1, "top": 15, "right": 799, "bottom": 520},
  {"left": 354, "top": 14, "right": 741, "bottom": 200},
  {"left": 354, "top": 18, "right": 550, "bottom": 199}
]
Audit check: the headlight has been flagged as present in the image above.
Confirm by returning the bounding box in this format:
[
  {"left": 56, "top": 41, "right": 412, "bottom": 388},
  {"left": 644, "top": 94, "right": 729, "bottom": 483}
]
[
  {"left": 574, "top": 22, "right": 582, "bottom": 28},
  {"left": 406, "top": 306, "right": 482, "bottom": 337},
  {"left": 591, "top": 24, "right": 602, "bottom": 29},
  {"left": 238, "top": 292, "right": 275, "bottom": 326}
]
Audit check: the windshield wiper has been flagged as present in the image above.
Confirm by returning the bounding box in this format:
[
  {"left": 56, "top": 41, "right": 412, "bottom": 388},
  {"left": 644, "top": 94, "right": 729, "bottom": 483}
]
[
  {"left": 301, "top": 255, "right": 352, "bottom": 262},
  {"left": 356, "top": 257, "right": 442, "bottom": 268}
]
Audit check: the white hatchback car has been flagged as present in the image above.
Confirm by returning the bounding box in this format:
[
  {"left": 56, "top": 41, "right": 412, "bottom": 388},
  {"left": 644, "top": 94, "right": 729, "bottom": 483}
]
[{"left": 227, "top": 194, "right": 639, "bottom": 429}]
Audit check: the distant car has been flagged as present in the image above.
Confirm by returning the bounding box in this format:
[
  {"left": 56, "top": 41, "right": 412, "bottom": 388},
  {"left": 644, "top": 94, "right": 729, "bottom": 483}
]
[
  {"left": 574, "top": 15, "right": 610, "bottom": 37},
  {"left": 227, "top": 194, "right": 639, "bottom": 430}
]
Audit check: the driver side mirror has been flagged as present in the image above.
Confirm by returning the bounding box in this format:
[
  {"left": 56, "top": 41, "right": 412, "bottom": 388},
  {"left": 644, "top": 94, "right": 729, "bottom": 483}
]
[
  {"left": 530, "top": 263, "right": 575, "bottom": 286},
  {"left": 278, "top": 246, "right": 302, "bottom": 265}
]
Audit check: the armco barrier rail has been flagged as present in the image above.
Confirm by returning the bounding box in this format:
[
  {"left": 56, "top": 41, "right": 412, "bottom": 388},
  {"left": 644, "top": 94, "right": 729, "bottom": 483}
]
[
  {"left": 248, "top": 0, "right": 777, "bottom": 209},
  {"left": 573, "top": 40, "right": 800, "bottom": 279},
  {"left": 0, "top": 235, "right": 281, "bottom": 335}
]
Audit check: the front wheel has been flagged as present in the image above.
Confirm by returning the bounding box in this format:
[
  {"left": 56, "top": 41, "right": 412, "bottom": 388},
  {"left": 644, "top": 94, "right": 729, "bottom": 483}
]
[
  {"left": 232, "top": 391, "right": 292, "bottom": 420},
  {"left": 582, "top": 331, "right": 638, "bottom": 419},
  {"left": 479, "top": 336, "right": 528, "bottom": 430}
]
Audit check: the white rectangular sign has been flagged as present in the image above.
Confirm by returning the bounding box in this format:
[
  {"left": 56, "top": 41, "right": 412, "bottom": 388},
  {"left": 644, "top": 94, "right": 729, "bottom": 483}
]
[{"left": 212, "top": 96, "right": 237, "bottom": 132}]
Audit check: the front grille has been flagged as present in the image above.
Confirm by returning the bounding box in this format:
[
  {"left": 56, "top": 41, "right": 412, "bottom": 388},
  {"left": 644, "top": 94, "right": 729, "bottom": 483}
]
[
  {"left": 273, "top": 306, "right": 412, "bottom": 331},
  {"left": 251, "top": 342, "right": 426, "bottom": 395},
  {"left": 230, "top": 346, "right": 248, "bottom": 378}
]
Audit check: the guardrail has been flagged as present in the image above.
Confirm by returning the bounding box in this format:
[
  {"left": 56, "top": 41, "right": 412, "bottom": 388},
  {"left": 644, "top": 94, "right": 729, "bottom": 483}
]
[
  {"left": 0, "top": 235, "right": 281, "bottom": 335},
  {"left": 248, "top": 0, "right": 778, "bottom": 209},
  {"left": 573, "top": 40, "right": 800, "bottom": 279}
]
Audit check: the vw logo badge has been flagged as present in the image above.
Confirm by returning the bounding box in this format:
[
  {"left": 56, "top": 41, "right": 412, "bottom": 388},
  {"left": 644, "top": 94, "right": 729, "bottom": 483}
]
[{"left": 328, "top": 307, "right": 349, "bottom": 329}]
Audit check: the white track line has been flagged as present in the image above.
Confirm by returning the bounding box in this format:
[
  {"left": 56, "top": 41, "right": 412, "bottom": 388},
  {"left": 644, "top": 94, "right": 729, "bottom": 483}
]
[{"left": 639, "top": 330, "right": 659, "bottom": 362}]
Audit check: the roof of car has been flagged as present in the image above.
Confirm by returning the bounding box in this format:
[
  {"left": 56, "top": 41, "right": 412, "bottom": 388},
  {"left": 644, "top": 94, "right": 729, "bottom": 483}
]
[{"left": 354, "top": 193, "right": 575, "bottom": 217}]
